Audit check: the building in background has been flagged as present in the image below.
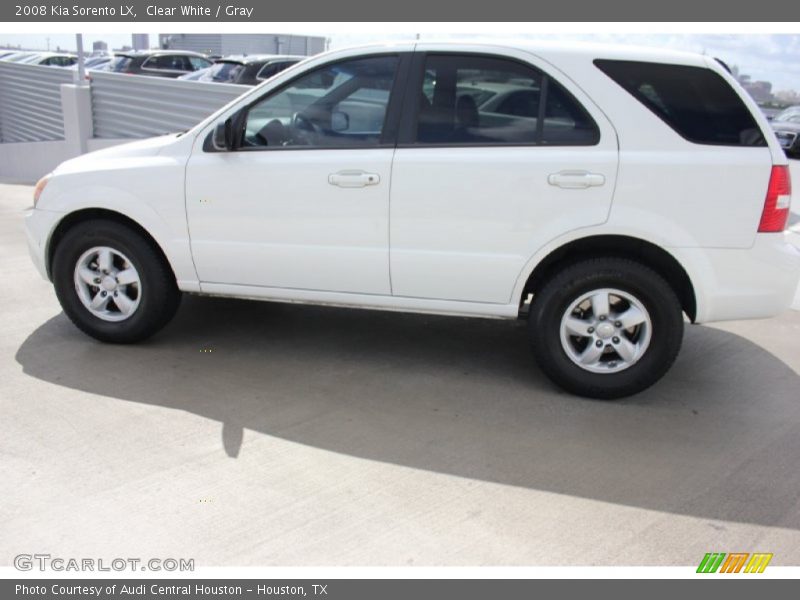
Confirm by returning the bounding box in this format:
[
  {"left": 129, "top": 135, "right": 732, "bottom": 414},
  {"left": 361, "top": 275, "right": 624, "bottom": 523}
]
[
  {"left": 158, "top": 33, "right": 327, "bottom": 57},
  {"left": 132, "top": 34, "right": 150, "bottom": 51},
  {"left": 92, "top": 40, "right": 108, "bottom": 53},
  {"left": 730, "top": 65, "right": 776, "bottom": 105}
]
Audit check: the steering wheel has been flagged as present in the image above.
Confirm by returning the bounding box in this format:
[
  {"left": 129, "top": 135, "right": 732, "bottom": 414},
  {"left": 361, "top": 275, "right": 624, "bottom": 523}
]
[{"left": 291, "top": 111, "right": 324, "bottom": 145}]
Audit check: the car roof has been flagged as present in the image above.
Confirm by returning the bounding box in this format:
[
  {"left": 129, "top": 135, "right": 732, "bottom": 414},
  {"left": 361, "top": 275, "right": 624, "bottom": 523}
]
[
  {"left": 217, "top": 54, "right": 303, "bottom": 65},
  {"left": 28, "top": 52, "right": 75, "bottom": 58},
  {"left": 772, "top": 120, "right": 800, "bottom": 131},
  {"left": 117, "top": 50, "right": 209, "bottom": 58},
  {"left": 332, "top": 40, "right": 710, "bottom": 67},
  {"left": 2, "top": 51, "right": 38, "bottom": 61}
]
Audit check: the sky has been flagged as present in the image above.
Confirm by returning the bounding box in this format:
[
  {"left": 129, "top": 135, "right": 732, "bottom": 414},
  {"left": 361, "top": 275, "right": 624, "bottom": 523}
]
[{"left": 1, "top": 32, "right": 798, "bottom": 92}]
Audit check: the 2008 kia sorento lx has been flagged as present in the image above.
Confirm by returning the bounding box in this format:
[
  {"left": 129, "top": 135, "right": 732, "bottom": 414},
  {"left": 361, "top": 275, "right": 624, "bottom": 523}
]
[{"left": 25, "top": 42, "right": 800, "bottom": 399}]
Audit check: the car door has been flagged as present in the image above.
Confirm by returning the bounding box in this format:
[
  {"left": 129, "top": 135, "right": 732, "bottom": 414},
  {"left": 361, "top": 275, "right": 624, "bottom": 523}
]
[
  {"left": 185, "top": 53, "right": 407, "bottom": 295},
  {"left": 389, "top": 49, "right": 619, "bottom": 304}
]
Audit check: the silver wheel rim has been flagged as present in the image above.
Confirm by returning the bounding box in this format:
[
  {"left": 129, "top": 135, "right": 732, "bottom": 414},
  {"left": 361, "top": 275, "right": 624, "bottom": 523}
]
[
  {"left": 73, "top": 246, "right": 142, "bottom": 322},
  {"left": 558, "top": 288, "right": 652, "bottom": 374}
]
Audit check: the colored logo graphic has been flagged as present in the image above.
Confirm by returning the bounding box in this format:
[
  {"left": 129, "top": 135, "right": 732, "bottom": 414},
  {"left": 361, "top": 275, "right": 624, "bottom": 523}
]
[{"left": 696, "top": 552, "right": 773, "bottom": 573}]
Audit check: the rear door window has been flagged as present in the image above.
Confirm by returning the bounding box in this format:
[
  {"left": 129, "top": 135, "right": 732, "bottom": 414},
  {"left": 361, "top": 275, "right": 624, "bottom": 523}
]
[
  {"left": 411, "top": 54, "right": 599, "bottom": 146},
  {"left": 594, "top": 59, "right": 766, "bottom": 147}
]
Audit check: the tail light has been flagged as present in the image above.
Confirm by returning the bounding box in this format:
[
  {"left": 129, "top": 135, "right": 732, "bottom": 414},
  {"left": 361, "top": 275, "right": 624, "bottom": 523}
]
[{"left": 758, "top": 165, "right": 792, "bottom": 233}]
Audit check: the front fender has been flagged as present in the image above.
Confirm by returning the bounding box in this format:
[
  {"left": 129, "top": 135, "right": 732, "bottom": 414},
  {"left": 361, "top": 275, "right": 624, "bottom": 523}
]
[{"left": 38, "top": 158, "right": 199, "bottom": 290}]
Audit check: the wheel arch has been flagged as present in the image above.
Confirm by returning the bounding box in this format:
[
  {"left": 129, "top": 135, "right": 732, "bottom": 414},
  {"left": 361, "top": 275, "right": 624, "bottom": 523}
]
[
  {"left": 519, "top": 234, "right": 697, "bottom": 322},
  {"left": 46, "top": 208, "right": 177, "bottom": 283}
]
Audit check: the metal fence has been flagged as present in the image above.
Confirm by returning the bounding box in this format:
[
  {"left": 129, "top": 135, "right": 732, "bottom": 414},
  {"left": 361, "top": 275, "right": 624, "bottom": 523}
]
[
  {"left": 91, "top": 71, "right": 249, "bottom": 139},
  {"left": 0, "top": 61, "right": 73, "bottom": 143}
]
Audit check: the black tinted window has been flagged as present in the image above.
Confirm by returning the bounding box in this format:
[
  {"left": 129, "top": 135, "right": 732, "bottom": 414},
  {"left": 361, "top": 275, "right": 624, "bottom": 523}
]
[
  {"left": 257, "top": 60, "right": 298, "bottom": 81},
  {"left": 414, "top": 54, "right": 599, "bottom": 146},
  {"left": 146, "top": 55, "right": 191, "bottom": 71},
  {"left": 595, "top": 59, "right": 766, "bottom": 147}
]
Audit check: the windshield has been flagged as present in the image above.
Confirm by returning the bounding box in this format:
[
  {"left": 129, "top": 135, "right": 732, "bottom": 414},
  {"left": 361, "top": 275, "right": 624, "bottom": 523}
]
[
  {"left": 107, "top": 56, "right": 133, "bottom": 72},
  {"left": 84, "top": 56, "right": 109, "bottom": 68},
  {"left": 208, "top": 61, "right": 244, "bottom": 82}
]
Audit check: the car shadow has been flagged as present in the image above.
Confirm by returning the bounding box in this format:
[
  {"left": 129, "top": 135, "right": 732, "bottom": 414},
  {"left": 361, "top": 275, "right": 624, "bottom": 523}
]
[{"left": 15, "top": 294, "right": 800, "bottom": 530}]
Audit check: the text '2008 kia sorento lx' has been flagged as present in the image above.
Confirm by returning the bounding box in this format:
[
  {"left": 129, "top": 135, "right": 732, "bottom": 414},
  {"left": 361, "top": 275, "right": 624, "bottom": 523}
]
[{"left": 25, "top": 42, "right": 800, "bottom": 399}]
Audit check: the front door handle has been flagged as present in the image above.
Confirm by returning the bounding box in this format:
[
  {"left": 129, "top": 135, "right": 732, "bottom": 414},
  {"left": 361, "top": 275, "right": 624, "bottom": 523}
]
[
  {"left": 548, "top": 170, "right": 606, "bottom": 189},
  {"left": 328, "top": 170, "right": 380, "bottom": 188}
]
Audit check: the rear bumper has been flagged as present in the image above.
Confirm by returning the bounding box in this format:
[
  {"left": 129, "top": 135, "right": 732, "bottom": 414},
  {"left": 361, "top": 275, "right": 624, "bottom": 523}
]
[
  {"left": 675, "top": 233, "right": 800, "bottom": 323},
  {"left": 24, "top": 207, "right": 64, "bottom": 282}
]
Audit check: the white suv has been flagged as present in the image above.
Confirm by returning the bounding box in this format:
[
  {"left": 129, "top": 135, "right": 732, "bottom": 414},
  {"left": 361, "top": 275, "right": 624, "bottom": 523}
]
[{"left": 25, "top": 42, "right": 800, "bottom": 398}]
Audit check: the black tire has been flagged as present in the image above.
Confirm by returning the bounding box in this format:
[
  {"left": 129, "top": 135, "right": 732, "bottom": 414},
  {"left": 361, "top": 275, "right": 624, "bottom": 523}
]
[
  {"left": 529, "top": 257, "right": 683, "bottom": 399},
  {"left": 52, "top": 219, "right": 181, "bottom": 343}
]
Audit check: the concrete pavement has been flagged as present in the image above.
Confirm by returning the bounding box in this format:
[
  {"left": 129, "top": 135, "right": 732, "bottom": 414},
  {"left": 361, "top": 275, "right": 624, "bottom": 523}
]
[{"left": 2, "top": 182, "right": 800, "bottom": 566}]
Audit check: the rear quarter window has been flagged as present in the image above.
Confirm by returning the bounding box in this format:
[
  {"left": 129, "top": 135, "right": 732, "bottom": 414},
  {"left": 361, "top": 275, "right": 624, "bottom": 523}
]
[{"left": 594, "top": 59, "right": 766, "bottom": 147}]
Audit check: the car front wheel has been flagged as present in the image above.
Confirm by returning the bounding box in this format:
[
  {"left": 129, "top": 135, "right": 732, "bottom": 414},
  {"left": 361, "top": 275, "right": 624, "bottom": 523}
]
[{"left": 52, "top": 219, "right": 181, "bottom": 343}]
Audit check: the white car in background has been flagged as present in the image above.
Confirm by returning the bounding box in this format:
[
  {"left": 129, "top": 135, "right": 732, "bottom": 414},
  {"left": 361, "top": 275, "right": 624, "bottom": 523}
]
[
  {"left": 25, "top": 42, "right": 800, "bottom": 399},
  {"left": 16, "top": 52, "right": 77, "bottom": 67},
  {"left": 0, "top": 51, "right": 39, "bottom": 62}
]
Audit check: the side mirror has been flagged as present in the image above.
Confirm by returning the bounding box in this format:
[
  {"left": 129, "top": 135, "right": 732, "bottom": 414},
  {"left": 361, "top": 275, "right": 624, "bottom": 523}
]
[
  {"left": 212, "top": 119, "right": 233, "bottom": 151},
  {"left": 331, "top": 110, "right": 350, "bottom": 132},
  {"left": 212, "top": 109, "right": 246, "bottom": 151}
]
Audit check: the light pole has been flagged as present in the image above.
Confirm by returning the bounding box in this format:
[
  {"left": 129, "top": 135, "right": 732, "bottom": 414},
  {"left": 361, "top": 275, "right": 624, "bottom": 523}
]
[{"left": 75, "top": 33, "right": 86, "bottom": 85}]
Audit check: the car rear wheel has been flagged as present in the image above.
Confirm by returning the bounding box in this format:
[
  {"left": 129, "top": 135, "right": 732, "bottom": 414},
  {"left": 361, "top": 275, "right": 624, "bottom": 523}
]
[
  {"left": 529, "top": 257, "right": 683, "bottom": 399},
  {"left": 52, "top": 220, "right": 181, "bottom": 343}
]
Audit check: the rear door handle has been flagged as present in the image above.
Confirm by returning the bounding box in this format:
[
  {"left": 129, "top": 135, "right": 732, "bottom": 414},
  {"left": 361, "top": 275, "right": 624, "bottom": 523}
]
[
  {"left": 328, "top": 170, "right": 380, "bottom": 188},
  {"left": 548, "top": 170, "right": 606, "bottom": 189}
]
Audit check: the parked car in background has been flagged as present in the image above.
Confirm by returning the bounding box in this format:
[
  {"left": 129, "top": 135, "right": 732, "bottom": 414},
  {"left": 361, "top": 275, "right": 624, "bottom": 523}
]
[
  {"left": 773, "top": 106, "right": 800, "bottom": 122},
  {"left": 15, "top": 52, "right": 77, "bottom": 66},
  {"left": 253, "top": 55, "right": 304, "bottom": 83},
  {"left": 771, "top": 112, "right": 800, "bottom": 158},
  {"left": 25, "top": 42, "right": 800, "bottom": 399},
  {"left": 68, "top": 56, "right": 114, "bottom": 81},
  {"left": 177, "top": 66, "right": 213, "bottom": 81},
  {"left": 178, "top": 54, "right": 303, "bottom": 85},
  {"left": 80, "top": 55, "right": 114, "bottom": 70},
  {"left": 102, "top": 50, "right": 212, "bottom": 78},
  {"left": 0, "top": 51, "right": 39, "bottom": 62},
  {"left": 0, "top": 50, "right": 19, "bottom": 59}
]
